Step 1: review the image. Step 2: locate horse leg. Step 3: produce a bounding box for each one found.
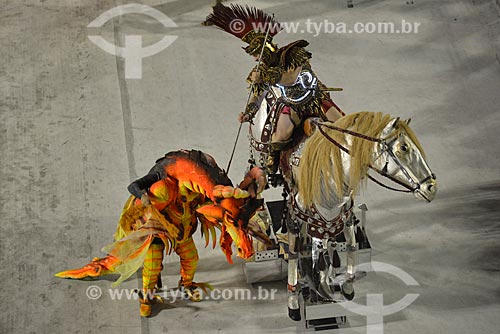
[341,216,356,300]
[55,254,120,279]
[140,239,165,317]
[316,238,339,301]
[287,229,301,321]
[175,237,201,301]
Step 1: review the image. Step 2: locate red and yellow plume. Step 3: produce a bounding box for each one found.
[203,2,282,49]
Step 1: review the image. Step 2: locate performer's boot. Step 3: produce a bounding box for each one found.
[55,255,120,279]
[140,241,165,317]
[266,151,280,174]
[266,139,292,187]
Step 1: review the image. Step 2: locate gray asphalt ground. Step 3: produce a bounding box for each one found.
[1,0,500,333]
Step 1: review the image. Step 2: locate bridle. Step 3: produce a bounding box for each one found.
[314,120,435,194]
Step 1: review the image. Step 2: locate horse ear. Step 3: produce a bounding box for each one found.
[406,118,411,125]
[196,204,224,221]
[392,117,400,128]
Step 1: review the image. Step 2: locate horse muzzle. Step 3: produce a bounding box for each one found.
[414,177,437,203]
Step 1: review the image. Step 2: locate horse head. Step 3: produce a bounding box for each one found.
[196,185,263,263]
[297,112,437,207]
[372,117,437,202]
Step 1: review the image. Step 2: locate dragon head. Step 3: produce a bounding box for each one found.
[196,185,263,263]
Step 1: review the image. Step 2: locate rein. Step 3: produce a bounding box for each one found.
[314,121,415,193]
[317,121,382,144]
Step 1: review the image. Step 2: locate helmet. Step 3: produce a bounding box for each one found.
[204,2,281,59]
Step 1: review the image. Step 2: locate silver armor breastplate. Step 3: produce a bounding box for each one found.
[275,68,318,105]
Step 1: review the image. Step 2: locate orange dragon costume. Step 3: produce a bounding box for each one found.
[56,150,265,317]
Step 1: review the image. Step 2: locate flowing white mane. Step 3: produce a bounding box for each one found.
[297,111,425,207]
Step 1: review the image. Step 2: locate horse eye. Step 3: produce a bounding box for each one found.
[400,144,408,152]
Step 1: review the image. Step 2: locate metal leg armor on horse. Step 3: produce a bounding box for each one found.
[244,147,364,327]
[244,199,373,329]
[286,223,301,321]
[299,204,373,330]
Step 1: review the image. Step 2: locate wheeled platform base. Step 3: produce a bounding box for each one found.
[304,301,348,331]
[301,297,370,331]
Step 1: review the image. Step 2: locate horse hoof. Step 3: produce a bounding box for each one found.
[341,285,355,301]
[343,290,355,301]
[288,307,301,321]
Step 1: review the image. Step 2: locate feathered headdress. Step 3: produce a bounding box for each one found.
[203,2,282,55]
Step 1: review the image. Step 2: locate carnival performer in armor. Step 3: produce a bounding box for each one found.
[204,2,345,173]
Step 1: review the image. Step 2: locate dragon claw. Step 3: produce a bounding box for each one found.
[178,280,213,302]
[185,287,202,302]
